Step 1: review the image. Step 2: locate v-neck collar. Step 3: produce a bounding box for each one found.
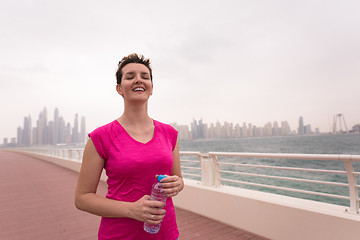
[115,119,156,145]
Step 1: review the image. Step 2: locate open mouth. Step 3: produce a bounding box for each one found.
[133,87,145,92]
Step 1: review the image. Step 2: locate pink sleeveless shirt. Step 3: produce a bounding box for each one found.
[89,119,179,240]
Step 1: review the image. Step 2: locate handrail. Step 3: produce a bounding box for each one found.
[217,162,347,174]
[179,151,202,180]
[206,152,360,215]
[11,147,360,214]
[208,152,360,161]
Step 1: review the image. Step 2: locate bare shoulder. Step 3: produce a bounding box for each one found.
[84,138,100,156]
[80,139,105,178]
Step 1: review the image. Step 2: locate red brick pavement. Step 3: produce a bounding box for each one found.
[0,150,268,240]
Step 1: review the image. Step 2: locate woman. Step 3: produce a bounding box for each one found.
[75,53,184,240]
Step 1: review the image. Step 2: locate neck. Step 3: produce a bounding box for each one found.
[119,101,151,126]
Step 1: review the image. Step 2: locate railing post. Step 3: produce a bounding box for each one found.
[211,154,221,187]
[200,154,221,186]
[343,155,359,214]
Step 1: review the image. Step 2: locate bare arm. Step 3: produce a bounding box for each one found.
[160,140,184,197]
[75,139,165,223]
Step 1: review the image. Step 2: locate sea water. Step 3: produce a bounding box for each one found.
[179,133,360,206]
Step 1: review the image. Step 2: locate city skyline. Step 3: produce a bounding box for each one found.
[3,107,358,145]
[2,106,355,142]
[6,107,87,147]
[173,117,317,141]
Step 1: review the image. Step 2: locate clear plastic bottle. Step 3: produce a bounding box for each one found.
[144,175,167,234]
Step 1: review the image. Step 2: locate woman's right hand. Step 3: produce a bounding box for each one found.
[130,195,166,224]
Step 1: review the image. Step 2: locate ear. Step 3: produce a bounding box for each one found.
[116,84,123,96]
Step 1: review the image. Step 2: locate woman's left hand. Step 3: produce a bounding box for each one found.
[157,175,184,198]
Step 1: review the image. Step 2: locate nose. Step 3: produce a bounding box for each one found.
[134,74,143,84]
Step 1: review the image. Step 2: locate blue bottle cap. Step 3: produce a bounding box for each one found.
[157,175,167,182]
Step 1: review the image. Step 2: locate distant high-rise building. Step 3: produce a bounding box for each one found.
[65,123,72,144]
[42,108,48,144]
[80,116,86,143]
[58,116,66,143]
[207,123,215,139]
[298,117,304,135]
[264,122,272,136]
[17,127,23,145]
[248,123,253,137]
[281,121,291,135]
[191,119,205,139]
[35,108,48,145]
[23,115,32,145]
[32,127,37,145]
[17,115,32,146]
[215,121,221,138]
[198,119,204,139]
[241,123,248,137]
[223,122,233,138]
[48,121,55,145]
[54,108,59,144]
[234,124,241,138]
[36,118,42,144]
[37,117,43,144]
[72,114,79,144]
[272,121,280,136]
[253,126,261,137]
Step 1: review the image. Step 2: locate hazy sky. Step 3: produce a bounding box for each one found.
[1,0,359,141]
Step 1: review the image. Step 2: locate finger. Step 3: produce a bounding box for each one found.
[164,192,176,198]
[159,182,174,188]
[158,175,175,183]
[146,199,166,208]
[159,180,180,190]
[147,204,166,215]
[158,175,177,184]
[161,185,178,193]
[161,188,179,198]
[146,212,165,224]
[151,207,166,215]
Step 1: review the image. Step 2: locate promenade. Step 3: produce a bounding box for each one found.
[0,150,268,240]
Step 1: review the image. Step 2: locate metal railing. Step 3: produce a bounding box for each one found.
[16,147,84,161]
[13,147,360,214]
[180,151,360,215]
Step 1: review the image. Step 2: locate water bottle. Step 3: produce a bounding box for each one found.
[144,175,167,234]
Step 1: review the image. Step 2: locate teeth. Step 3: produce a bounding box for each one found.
[133,87,145,92]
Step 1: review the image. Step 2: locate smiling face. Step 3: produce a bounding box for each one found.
[116,63,153,102]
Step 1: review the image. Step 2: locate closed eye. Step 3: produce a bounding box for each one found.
[124,72,150,80]
[141,73,150,80]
